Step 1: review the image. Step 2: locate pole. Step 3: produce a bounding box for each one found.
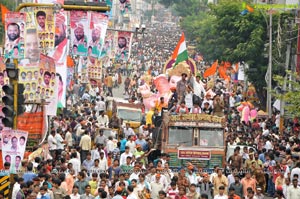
[267,11,273,118]
[296,10,300,76]
[13,59,18,129]
[280,20,292,132]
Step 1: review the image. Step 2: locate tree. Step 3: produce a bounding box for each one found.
[273,71,300,118]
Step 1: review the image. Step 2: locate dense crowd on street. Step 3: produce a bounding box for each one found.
[6,19,300,199]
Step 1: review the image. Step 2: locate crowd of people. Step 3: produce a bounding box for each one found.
[6,14,300,199]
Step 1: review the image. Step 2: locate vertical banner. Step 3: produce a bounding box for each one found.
[2,130,28,172]
[89,12,108,58]
[87,57,102,80]
[0,58,9,100]
[100,30,114,59]
[48,11,68,66]
[115,31,132,61]
[4,12,26,59]
[119,0,131,16]
[48,11,68,108]
[70,11,89,56]
[34,8,55,52]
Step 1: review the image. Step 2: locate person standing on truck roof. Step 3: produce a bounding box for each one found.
[97,111,109,127]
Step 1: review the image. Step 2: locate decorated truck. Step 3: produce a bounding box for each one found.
[161,113,226,169]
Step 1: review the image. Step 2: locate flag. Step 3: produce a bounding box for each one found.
[1,4,10,24]
[219,65,230,81]
[203,60,218,78]
[171,32,188,66]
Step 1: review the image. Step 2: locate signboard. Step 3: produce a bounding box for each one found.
[169,114,225,124]
[178,149,211,160]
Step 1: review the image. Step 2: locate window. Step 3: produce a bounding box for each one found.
[199,129,224,147]
[117,108,142,122]
[168,127,193,146]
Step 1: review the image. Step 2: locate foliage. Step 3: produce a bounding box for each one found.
[166,0,296,108]
[272,71,300,118]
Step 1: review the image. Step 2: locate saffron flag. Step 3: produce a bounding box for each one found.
[1,4,9,25]
[203,60,218,78]
[219,65,230,81]
[171,32,189,66]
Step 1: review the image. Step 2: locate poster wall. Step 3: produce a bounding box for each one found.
[4,12,26,59]
[2,130,28,172]
[87,57,102,80]
[18,54,56,102]
[89,12,108,58]
[70,11,89,56]
[115,31,132,61]
[34,8,55,52]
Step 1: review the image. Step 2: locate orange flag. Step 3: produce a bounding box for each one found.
[224,61,231,68]
[219,65,231,81]
[1,4,10,25]
[203,60,218,78]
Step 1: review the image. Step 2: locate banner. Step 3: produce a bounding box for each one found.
[2,130,28,172]
[0,58,9,100]
[89,12,108,58]
[119,0,131,16]
[48,11,68,66]
[87,57,102,80]
[70,11,89,56]
[100,30,115,59]
[19,54,55,102]
[4,12,26,59]
[34,0,64,4]
[115,31,132,61]
[34,8,55,52]
[56,66,67,108]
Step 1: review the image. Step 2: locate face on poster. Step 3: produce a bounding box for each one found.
[22,28,41,64]
[119,0,131,15]
[4,12,26,59]
[0,58,10,101]
[70,11,89,56]
[56,66,67,108]
[2,130,28,171]
[115,31,132,61]
[34,8,55,51]
[89,12,108,58]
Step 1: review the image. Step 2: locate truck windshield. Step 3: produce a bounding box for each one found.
[118,108,142,122]
[199,129,224,147]
[168,127,193,146]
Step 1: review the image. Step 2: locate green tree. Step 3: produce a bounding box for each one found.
[273,72,300,118]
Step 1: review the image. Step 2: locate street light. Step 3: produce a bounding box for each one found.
[135,24,146,38]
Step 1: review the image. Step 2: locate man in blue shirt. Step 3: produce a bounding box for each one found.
[22,163,37,183]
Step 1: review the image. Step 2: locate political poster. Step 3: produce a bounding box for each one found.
[18,54,56,102]
[70,11,89,56]
[56,67,67,108]
[119,0,131,16]
[100,30,115,59]
[0,58,10,102]
[22,27,41,65]
[48,11,68,66]
[2,130,28,172]
[87,57,102,80]
[115,31,132,61]
[89,12,108,58]
[34,8,55,52]
[4,12,26,59]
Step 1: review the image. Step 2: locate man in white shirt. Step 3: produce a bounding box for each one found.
[55,129,65,155]
[127,185,138,199]
[47,130,57,159]
[69,152,81,175]
[126,135,136,154]
[120,146,133,165]
[106,136,115,153]
[12,176,22,199]
[192,75,206,98]
[65,130,73,147]
[123,123,135,139]
[287,178,300,199]
[291,162,300,186]
[98,152,108,171]
[213,186,228,199]
[150,174,165,199]
[97,111,109,127]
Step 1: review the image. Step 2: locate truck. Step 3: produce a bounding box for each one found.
[106,97,143,133]
[161,112,226,169]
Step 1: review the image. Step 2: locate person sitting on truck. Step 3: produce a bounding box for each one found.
[124,123,135,139]
[97,111,109,127]
[109,112,121,129]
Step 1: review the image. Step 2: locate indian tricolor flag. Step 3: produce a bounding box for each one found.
[171,32,188,66]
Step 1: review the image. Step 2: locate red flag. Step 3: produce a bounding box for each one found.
[1,4,10,25]
[203,60,218,78]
